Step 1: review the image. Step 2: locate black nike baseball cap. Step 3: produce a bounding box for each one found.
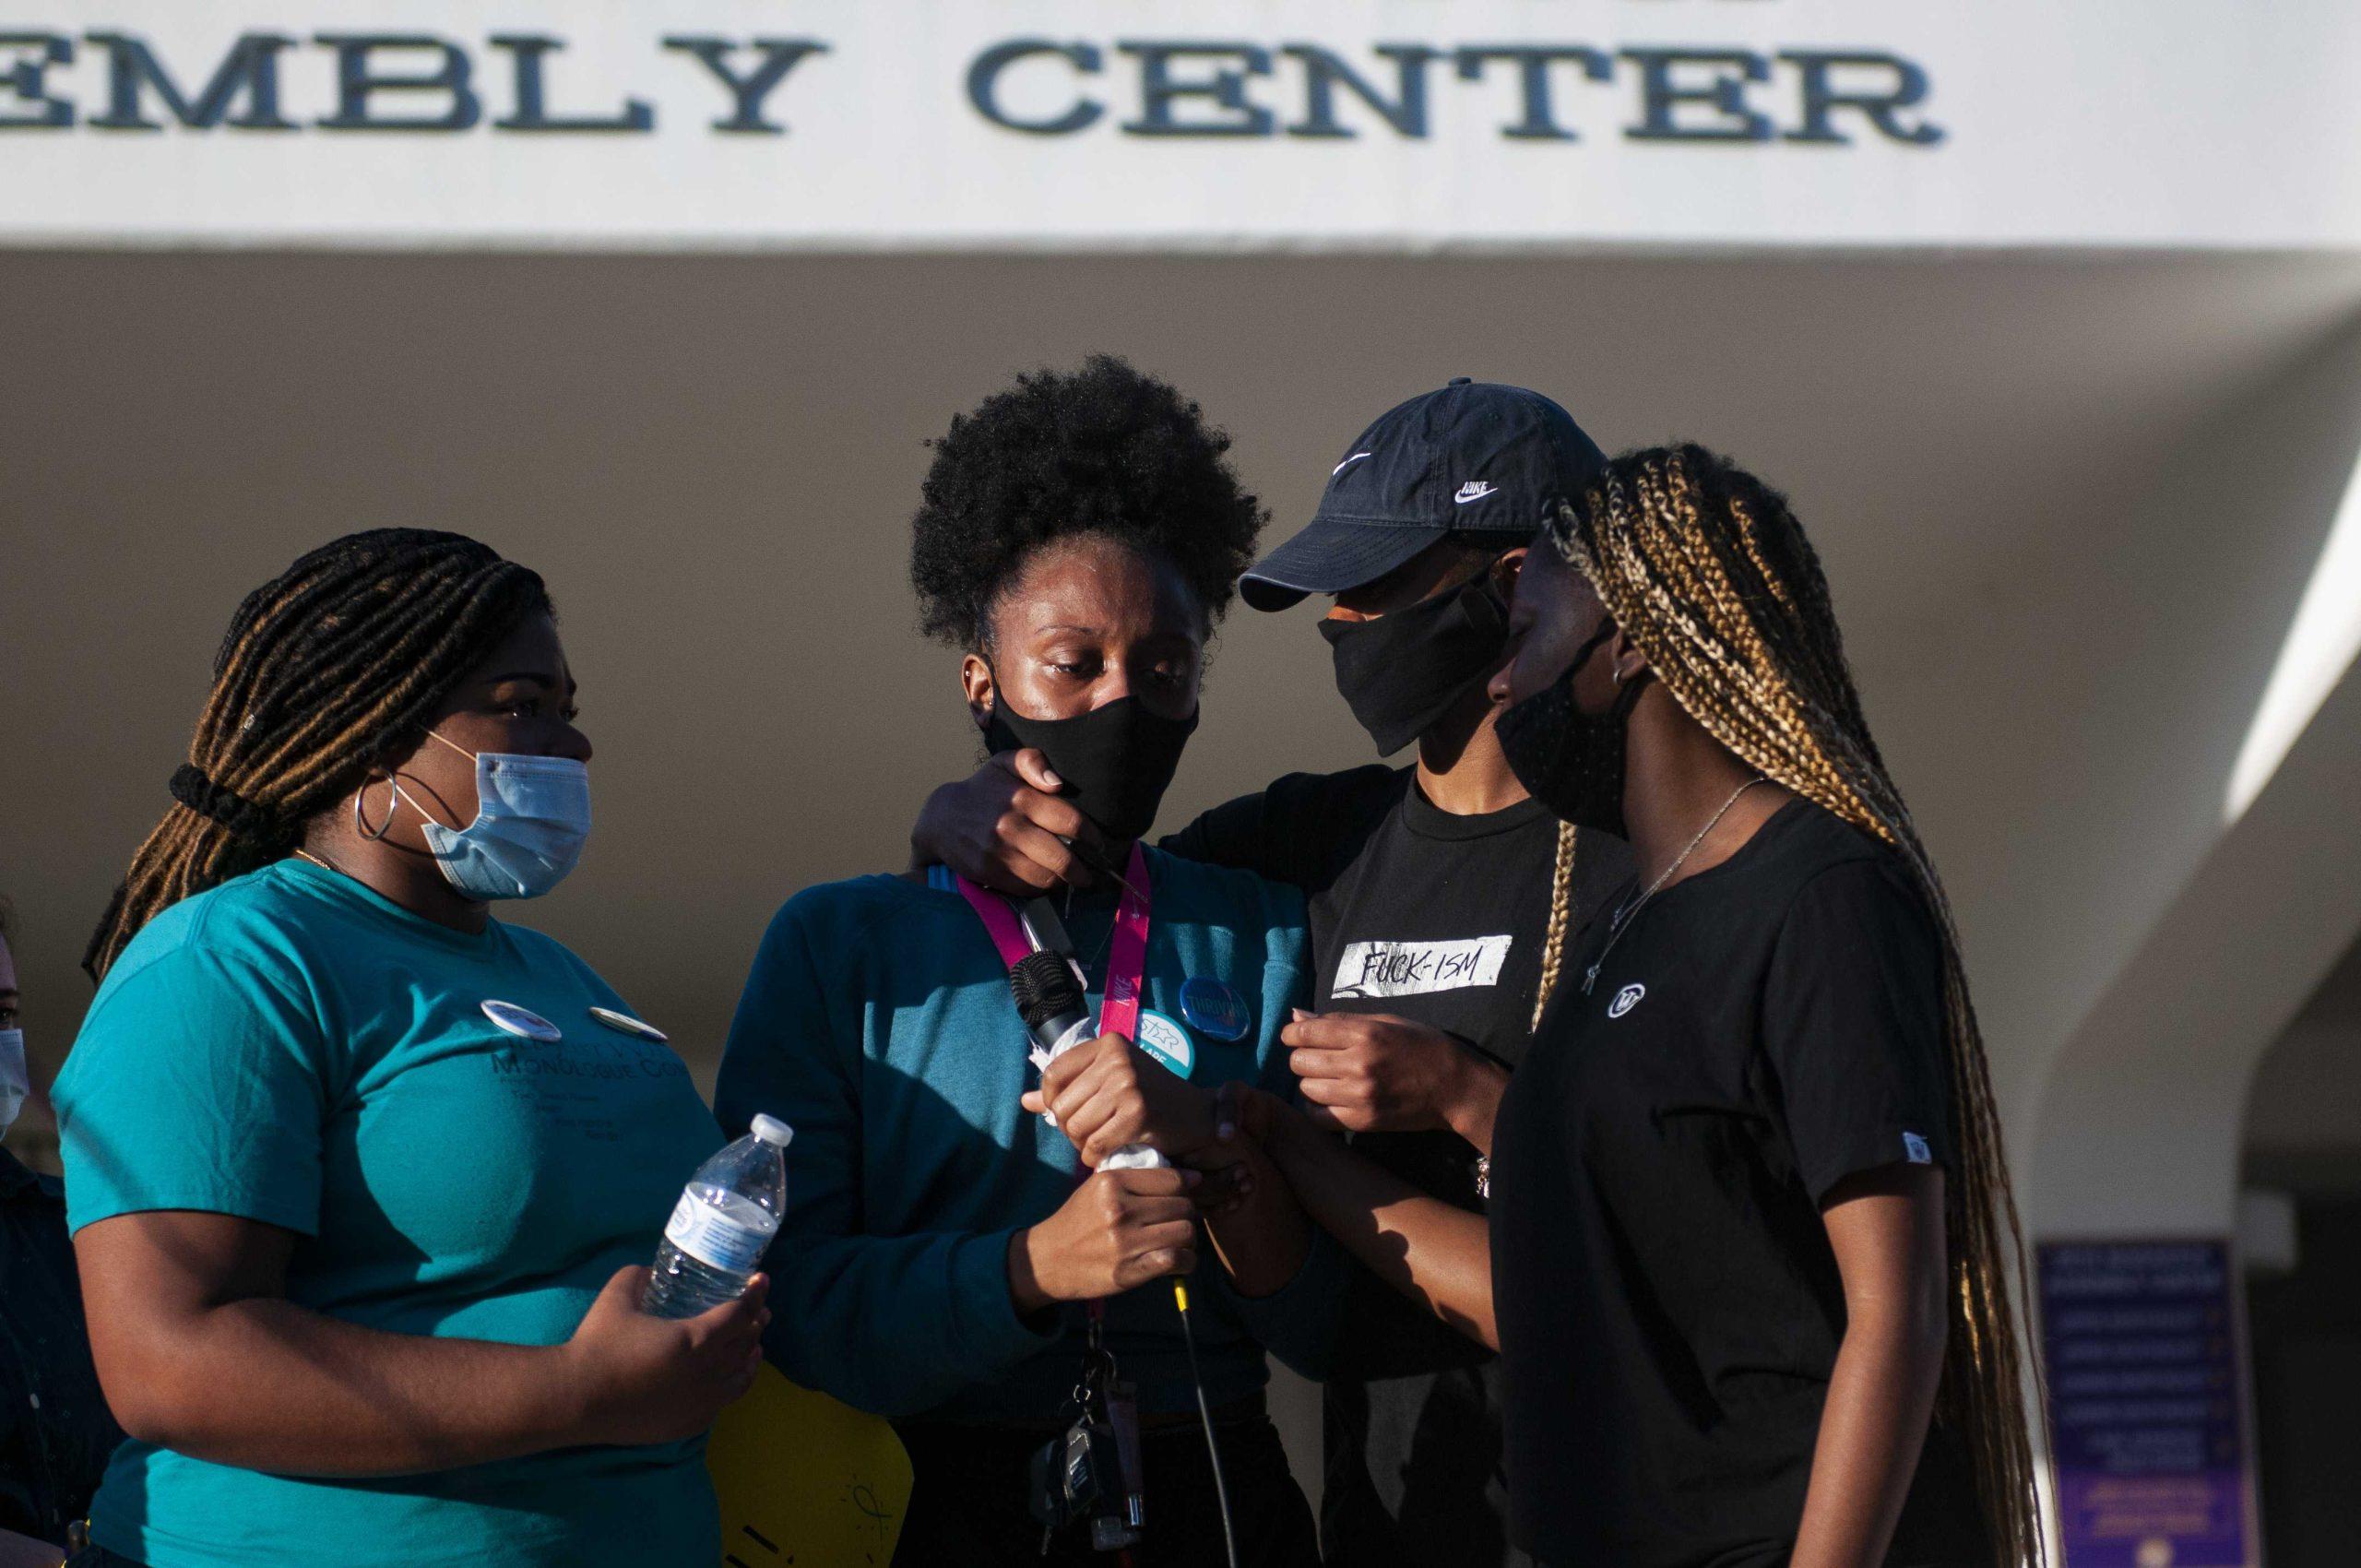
[1240,378,1608,612]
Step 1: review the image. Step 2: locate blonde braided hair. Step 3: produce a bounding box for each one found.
[1530,821,1579,1032]
[1538,445,2043,1566]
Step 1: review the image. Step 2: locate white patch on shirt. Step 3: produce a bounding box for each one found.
[1135,1010,1196,1079]
[481,1000,561,1042]
[587,1005,668,1043]
[1608,983,1645,1018]
[1331,935,1512,1000]
[1903,1131,1933,1165]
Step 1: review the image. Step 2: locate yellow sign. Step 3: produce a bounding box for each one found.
[707,1364,912,1567]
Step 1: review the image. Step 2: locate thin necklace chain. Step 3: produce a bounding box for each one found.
[1059,880,1117,974]
[1582,777,1767,996]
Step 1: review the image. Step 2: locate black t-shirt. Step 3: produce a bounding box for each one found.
[1489,800,1989,1568]
[1166,766,1629,1567]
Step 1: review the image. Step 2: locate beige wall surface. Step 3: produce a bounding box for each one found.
[5,249,2361,1239]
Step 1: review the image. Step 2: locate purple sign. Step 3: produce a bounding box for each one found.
[2040,1240,2255,1568]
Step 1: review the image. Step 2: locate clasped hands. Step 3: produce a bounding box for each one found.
[1008,1034,1236,1311]
[1007,1013,1503,1308]
[1021,1007,1502,1173]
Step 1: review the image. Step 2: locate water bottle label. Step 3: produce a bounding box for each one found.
[663,1194,771,1272]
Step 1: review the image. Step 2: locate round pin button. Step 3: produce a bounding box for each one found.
[481,1000,561,1042]
[588,1006,669,1044]
[1180,976,1252,1041]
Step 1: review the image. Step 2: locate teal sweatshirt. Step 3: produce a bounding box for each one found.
[714,847,1340,1424]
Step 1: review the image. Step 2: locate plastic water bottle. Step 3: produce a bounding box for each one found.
[645,1115,793,1319]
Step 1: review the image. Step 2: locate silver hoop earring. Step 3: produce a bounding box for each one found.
[353,776,397,841]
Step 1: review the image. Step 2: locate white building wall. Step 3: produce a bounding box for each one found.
[5,0,2360,253]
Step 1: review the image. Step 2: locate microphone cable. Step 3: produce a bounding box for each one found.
[1009,942,1239,1563]
[1172,1279,1240,1568]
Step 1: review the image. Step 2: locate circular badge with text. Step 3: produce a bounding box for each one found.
[1179,976,1252,1041]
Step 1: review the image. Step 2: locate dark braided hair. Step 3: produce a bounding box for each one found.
[909,354,1265,651]
[1533,445,2043,1567]
[85,529,550,981]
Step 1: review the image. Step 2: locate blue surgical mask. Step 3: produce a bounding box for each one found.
[0,1029,27,1139]
[409,730,592,901]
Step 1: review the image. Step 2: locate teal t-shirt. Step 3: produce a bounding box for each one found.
[53,859,727,1568]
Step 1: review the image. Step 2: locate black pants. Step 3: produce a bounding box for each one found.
[894,1413,1318,1568]
[65,1549,145,1568]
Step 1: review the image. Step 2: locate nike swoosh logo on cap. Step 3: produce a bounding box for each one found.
[1454,481,1498,504]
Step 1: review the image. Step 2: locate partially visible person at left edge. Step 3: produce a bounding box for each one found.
[0,899,123,1568]
[52,529,768,1568]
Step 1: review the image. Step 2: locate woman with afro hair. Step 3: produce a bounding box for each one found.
[717,357,1338,1565]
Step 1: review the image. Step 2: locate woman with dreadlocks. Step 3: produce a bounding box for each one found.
[53,529,765,1568]
[1220,444,2040,1567]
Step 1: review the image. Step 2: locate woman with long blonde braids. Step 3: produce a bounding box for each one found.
[1224,443,2039,1567]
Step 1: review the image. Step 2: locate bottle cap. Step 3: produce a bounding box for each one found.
[750,1114,795,1148]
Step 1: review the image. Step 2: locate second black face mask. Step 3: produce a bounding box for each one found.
[982,693,1201,845]
[1318,577,1510,757]
[1495,622,1643,837]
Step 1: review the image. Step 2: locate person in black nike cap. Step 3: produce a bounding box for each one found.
[1240,377,1599,613]
[913,377,1632,1568]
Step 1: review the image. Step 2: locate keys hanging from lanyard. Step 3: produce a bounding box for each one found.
[1031,1316,1146,1555]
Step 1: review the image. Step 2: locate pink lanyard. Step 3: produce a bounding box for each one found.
[956,844,1154,1334]
[954,842,1152,1042]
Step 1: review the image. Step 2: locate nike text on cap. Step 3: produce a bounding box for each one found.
[1240,378,1609,612]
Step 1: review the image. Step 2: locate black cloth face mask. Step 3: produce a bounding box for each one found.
[1318,576,1510,757]
[982,689,1201,844]
[1495,621,1644,837]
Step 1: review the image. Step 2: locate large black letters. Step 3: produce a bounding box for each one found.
[12,29,1944,151]
[967,39,1103,135]
[1781,51,1942,146]
[0,32,72,128]
[491,35,652,132]
[1283,43,1436,139]
[83,31,294,130]
[1453,45,1613,142]
[1118,42,1274,137]
[661,37,827,135]
[1622,48,1774,143]
[315,33,481,131]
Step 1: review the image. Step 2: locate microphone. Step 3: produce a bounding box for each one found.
[1011,951,1168,1170]
[1010,950,1096,1061]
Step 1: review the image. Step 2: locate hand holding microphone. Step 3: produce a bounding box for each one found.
[1002,951,1209,1307]
[1012,952,1216,1170]
[1007,1168,1204,1311]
